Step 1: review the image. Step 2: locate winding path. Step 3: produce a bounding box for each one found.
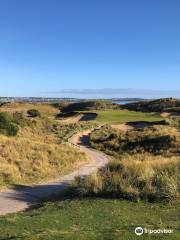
[0,131,109,215]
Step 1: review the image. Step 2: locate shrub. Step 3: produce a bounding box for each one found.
[73,155,180,203]
[166,117,180,128]
[0,112,19,136]
[6,123,19,136]
[27,109,41,118]
[12,111,27,126]
[152,169,179,202]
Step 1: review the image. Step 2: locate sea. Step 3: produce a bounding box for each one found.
[112,100,137,105]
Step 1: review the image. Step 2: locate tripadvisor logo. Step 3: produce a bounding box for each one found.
[135,227,144,236]
[135,227,174,236]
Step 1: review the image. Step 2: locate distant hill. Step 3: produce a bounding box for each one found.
[60,100,119,113]
[121,98,180,113]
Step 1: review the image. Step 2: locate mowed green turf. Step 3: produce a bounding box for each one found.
[92,110,163,124]
[0,199,179,240]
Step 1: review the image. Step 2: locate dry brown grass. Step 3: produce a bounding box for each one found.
[73,153,180,202]
[120,154,180,181]
[0,135,89,187]
[18,118,59,144]
[0,102,58,117]
[0,136,87,185]
[74,124,180,202]
[0,103,91,188]
[90,124,180,157]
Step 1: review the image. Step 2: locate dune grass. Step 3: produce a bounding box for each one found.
[52,122,98,143]
[74,154,180,202]
[74,124,180,202]
[121,97,180,113]
[0,102,58,117]
[0,106,90,188]
[0,198,179,240]
[0,135,88,187]
[90,124,180,157]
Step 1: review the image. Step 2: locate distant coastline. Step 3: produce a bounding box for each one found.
[0,97,146,103]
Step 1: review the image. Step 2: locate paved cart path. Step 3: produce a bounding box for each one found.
[0,131,109,215]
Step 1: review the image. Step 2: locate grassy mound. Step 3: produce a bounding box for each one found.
[0,136,88,187]
[73,123,180,203]
[0,102,58,117]
[122,98,180,113]
[74,154,179,202]
[60,100,118,113]
[0,106,90,188]
[89,124,180,156]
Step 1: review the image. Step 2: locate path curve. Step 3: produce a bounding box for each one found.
[0,131,109,216]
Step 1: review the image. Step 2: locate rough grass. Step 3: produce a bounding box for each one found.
[74,124,180,203]
[121,98,180,113]
[90,110,162,124]
[0,135,88,187]
[0,198,179,240]
[52,122,98,143]
[166,117,180,128]
[90,124,180,157]
[0,112,19,136]
[0,105,90,188]
[73,154,180,202]
[0,102,58,117]
[60,100,118,113]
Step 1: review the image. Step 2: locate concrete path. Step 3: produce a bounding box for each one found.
[0,131,109,215]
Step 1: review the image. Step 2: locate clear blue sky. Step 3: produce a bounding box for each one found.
[0,0,180,98]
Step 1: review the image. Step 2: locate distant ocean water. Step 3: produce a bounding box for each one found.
[113,100,136,105]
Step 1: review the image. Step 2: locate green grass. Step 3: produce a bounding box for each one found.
[0,198,179,240]
[85,110,162,124]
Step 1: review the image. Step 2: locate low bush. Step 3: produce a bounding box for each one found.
[0,112,19,136]
[73,154,180,202]
[166,117,180,128]
[76,123,180,203]
[27,109,41,117]
[12,111,29,127]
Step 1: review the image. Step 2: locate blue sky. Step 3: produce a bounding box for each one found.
[0,0,180,98]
